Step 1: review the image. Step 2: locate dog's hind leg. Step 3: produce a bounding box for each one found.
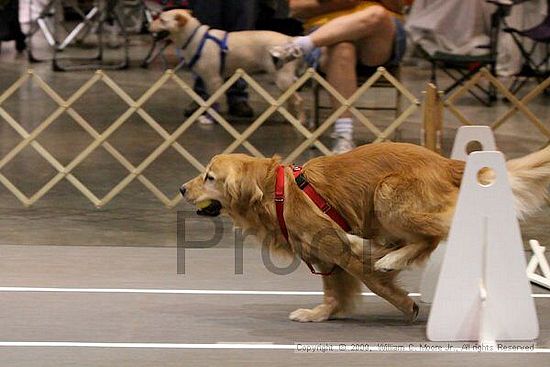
[289,266,362,322]
[332,255,419,322]
[374,239,439,272]
[374,173,452,238]
[372,173,452,272]
[341,234,419,322]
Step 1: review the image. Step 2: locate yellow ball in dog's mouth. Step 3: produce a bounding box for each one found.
[196,200,213,209]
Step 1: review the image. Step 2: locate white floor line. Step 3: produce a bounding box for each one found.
[0,342,292,350]
[0,342,548,353]
[0,286,548,298]
[0,287,410,296]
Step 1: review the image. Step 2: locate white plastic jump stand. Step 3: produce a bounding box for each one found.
[449,126,497,161]
[420,126,497,303]
[427,151,539,343]
[527,240,550,290]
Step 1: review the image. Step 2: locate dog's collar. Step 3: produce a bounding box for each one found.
[181,24,205,51]
[275,165,351,276]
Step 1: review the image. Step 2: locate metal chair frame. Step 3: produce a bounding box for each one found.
[25,0,132,71]
[420,0,513,105]
[502,0,550,94]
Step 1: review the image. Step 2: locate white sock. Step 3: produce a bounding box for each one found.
[334,118,353,140]
[293,36,315,54]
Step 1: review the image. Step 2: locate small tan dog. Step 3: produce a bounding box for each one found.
[181,143,550,322]
[149,9,304,122]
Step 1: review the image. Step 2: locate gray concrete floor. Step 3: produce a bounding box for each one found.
[0,37,550,365]
[0,245,549,366]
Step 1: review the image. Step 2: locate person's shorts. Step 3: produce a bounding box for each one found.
[305,17,407,72]
[386,18,407,67]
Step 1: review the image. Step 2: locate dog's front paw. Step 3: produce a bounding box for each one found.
[289,308,330,322]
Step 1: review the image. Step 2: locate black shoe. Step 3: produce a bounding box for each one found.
[229,100,254,118]
[184,101,200,117]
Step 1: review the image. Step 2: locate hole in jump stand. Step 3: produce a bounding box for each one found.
[466,140,483,155]
[477,167,496,187]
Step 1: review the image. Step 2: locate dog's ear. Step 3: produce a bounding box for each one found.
[242,179,264,204]
[224,173,239,203]
[174,12,188,28]
[224,166,264,205]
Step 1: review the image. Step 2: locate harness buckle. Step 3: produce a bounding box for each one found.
[322,203,332,213]
[296,175,309,190]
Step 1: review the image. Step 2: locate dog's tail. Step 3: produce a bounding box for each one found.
[505,145,550,218]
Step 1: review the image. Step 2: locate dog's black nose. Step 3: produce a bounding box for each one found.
[179,186,187,197]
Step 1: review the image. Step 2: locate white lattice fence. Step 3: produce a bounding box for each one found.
[0,67,418,208]
[444,68,550,144]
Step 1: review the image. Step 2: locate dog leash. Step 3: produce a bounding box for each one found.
[275,165,351,276]
[180,24,203,51]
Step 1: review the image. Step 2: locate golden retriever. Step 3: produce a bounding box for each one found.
[181,142,550,323]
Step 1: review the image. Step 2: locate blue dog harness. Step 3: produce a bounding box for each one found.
[182,25,229,74]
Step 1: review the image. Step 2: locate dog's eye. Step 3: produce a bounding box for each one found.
[205,174,215,181]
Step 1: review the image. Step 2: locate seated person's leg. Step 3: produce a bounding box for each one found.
[185,1,222,122]
[227,79,253,118]
[223,0,259,31]
[312,6,396,66]
[222,0,257,117]
[190,0,224,29]
[184,77,223,125]
[271,5,402,153]
[186,0,255,119]
[185,77,210,117]
[323,42,358,154]
[271,5,396,66]
[324,12,400,154]
[12,0,26,51]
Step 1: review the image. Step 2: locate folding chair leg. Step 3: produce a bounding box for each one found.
[393,86,403,141]
[395,84,402,119]
[53,3,130,71]
[442,67,494,106]
[509,76,527,95]
[489,84,497,102]
[313,80,321,130]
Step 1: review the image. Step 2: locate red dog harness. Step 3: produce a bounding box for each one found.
[275,165,351,275]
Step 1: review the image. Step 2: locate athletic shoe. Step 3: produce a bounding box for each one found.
[269,42,304,68]
[197,114,214,126]
[186,100,253,119]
